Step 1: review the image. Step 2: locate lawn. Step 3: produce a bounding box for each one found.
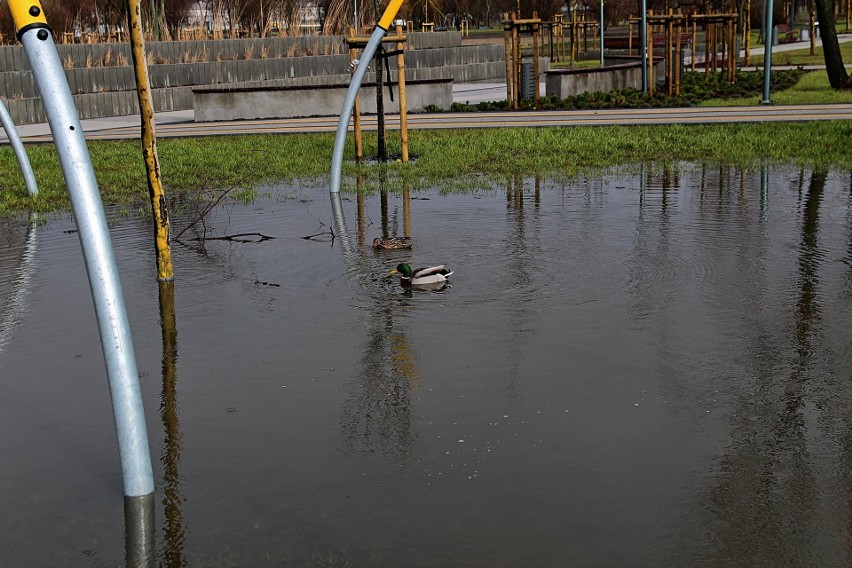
[3,121,852,215]
[702,69,852,105]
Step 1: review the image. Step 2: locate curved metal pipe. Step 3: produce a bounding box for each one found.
[330,0,404,193]
[11,1,154,498]
[0,97,38,197]
[330,25,387,194]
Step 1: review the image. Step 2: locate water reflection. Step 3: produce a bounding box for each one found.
[333,188,419,458]
[503,176,539,398]
[701,170,836,566]
[0,213,38,353]
[157,280,187,567]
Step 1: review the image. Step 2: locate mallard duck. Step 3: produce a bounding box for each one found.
[372,236,412,250]
[389,263,453,286]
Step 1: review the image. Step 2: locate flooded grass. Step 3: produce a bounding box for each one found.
[3,167,852,566]
[2,122,852,215]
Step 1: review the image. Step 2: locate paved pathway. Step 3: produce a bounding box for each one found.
[2,34,851,144]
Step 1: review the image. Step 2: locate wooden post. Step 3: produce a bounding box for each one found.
[572,9,578,61]
[127,0,173,281]
[629,19,633,55]
[504,13,513,105]
[675,12,682,95]
[512,12,520,109]
[348,28,362,162]
[691,19,697,71]
[704,22,711,78]
[666,10,673,96]
[743,1,751,67]
[395,24,409,162]
[647,18,654,95]
[533,12,541,110]
[549,20,554,61]
[728,17,736,82]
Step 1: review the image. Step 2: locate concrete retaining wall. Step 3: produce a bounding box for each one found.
[545,59,666,98]
[0,31,501,125]
[194,78,453,121]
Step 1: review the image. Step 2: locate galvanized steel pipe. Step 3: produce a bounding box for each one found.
[331,0,404,193]
[0,97,38,197]
[8,0,154,498]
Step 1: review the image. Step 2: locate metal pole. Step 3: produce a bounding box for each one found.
[761,0,774,103]
[0,97,38,197]
[641,0,648,92]
[124,493,155,568]
[7,0,154,498]
[331,0,405,193]
[600,0,604,66]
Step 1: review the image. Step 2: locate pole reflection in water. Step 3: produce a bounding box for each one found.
[702,169,834,565]
[403,179,411,238]
[332,187,420,457]
[760,164,769,222]
[380,188,389,239]
[503,175,538,398]
[0,213,38,353]
[356,172,366,248]
[158,280,187,567]
[124,493,155,568]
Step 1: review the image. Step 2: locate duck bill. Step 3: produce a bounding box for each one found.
[389,269,399,275]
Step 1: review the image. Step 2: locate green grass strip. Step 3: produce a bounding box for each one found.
[2,121,852,215]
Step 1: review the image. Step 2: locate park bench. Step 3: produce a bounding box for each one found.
[776,24,800,44]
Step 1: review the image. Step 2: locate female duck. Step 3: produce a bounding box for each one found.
[372,237,412,250]
[389,263,453,286]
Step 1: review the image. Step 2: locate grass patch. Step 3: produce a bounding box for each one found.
[703,69,852,106]
[768,40,852,66]
[3,121,852,215]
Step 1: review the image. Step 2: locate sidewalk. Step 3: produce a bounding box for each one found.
[2,82,514,143]
[2,33,851,144]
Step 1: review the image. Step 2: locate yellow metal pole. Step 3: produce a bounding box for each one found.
[378,0,405,29]
[395,24,409,162]
[127,0,173,281]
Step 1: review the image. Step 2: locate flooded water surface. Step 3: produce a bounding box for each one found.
[2,165,852,567]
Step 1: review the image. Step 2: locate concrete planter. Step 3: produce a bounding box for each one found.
[193,78,453,121]
[545,59,666,99]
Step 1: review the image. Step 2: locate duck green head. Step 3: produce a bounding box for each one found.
[390,263,413,278]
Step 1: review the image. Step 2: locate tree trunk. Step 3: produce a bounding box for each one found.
[814,0,850,88]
